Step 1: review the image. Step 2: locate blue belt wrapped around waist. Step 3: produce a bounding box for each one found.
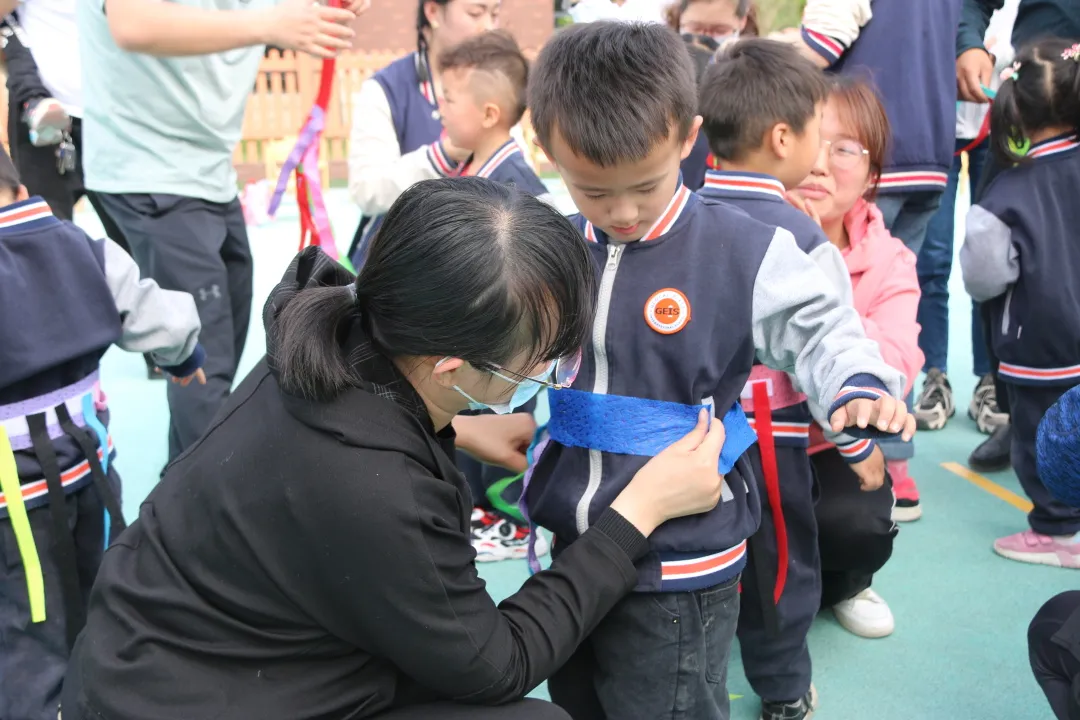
[521,389,759,574]
[547,389,758,474]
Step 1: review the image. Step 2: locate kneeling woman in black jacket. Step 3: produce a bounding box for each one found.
[62,178,729,720]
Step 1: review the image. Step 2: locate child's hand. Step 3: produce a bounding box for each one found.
[849,445,886,492]
[829,394,916,442]
[169,368,207,387]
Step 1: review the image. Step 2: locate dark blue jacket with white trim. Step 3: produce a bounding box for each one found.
[525,184,905,593]
[0,198,203,515]
[961,134,1080,387]
[800,0,963,194]
[698,170,877,463]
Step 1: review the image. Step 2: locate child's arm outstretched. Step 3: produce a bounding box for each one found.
[751,228,913,443]
[100,236,205,383]
[960,204,1019,303]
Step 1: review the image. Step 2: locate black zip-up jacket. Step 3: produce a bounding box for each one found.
[958,0,1080,57]
[62,248,649,720]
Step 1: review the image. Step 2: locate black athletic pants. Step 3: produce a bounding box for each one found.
[1030,591,1080,720]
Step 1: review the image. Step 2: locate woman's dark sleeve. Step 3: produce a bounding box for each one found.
[298,451,649,704]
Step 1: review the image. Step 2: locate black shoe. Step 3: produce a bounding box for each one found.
[761,685,817,720]
[969,423,1012,473]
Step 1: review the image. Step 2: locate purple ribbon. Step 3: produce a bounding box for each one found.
[301,142,338,259]
[267,106,325,218]
[519,432,551,575]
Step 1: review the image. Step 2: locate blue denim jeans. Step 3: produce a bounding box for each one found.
[916,138,991,376]
[874,190,942,257]
[549,575,742,720]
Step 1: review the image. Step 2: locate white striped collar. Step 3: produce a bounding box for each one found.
[583,183,692,243]
[469,140,522,179]
[702,171,786,201]
[0,198,54,230]
[1028,134,1080,159]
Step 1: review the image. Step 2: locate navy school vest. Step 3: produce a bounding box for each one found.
[348,52,444,258]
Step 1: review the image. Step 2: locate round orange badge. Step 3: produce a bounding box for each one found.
[644,288,691,335]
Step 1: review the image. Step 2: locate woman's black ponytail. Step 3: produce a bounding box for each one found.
[275,281,359,402]
[416,0,451,60]
[991,38,1080,166]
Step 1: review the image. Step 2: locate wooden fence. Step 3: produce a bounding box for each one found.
[237,49,548,187]
[0,49,548,183]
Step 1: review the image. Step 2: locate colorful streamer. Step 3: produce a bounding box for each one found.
[268,6,342,259]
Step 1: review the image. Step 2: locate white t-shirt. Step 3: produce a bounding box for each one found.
[17,0,82,116]
[569,0,669,24]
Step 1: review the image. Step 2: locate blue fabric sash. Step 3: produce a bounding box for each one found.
[546,389,757,474]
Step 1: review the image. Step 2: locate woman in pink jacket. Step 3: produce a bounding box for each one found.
[794,76,924,640]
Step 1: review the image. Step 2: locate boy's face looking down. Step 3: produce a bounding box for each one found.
[542,119,702,242]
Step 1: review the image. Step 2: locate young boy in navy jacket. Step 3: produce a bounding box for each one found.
[523,21,914,720]
[438,30,551,202]
[696,38,884,720]
[961,37,1080,569]
[0,146,205,719]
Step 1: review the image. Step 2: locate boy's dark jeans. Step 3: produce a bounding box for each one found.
[549,574,741,720]
[0,479,117,720]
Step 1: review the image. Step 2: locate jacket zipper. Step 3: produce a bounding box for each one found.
[575,244,624,535]
[1001,285,1015,336]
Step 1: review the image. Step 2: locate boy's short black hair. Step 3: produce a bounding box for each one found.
[438,30,530,127]
[699,38,829,162]
[528,21,697,167]
[0,145,20,192]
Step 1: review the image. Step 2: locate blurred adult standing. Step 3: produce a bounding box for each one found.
[78,0,367,464]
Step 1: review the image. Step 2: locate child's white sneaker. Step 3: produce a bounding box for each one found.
[833,588,895,638]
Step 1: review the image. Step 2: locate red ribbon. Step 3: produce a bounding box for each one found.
[294,0,341,253]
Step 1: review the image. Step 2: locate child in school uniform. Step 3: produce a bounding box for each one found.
[695,38,883,720]
[961,37,1080,568]
[795,76,923,640]
[0,147,205,720]
[522,21,914,720]
[437,30,552,201]
[434,28,553,562]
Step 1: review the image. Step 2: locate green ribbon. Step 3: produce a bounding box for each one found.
[0,428,46,623]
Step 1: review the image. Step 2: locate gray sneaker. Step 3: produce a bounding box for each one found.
[914,368,955,430]
[968,374,1009,434]
[761,685,817,720]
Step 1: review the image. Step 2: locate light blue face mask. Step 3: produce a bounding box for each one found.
[440,359,555,415]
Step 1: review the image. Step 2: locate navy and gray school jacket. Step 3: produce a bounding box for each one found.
[524,184,904,593]
[961,135,1080,387]
[801,0,963,194]
[0,198,203,512]
[460,138,552,202]
[350,51,458,264]
[698,170,876,463]
[0,198,202,645]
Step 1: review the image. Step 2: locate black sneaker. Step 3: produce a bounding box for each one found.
[914,368,955,430]
[969,423,1012,473]
[761,685,817,720]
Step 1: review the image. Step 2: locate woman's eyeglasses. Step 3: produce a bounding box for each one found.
[484,349,583,391]
[823,139,869,170]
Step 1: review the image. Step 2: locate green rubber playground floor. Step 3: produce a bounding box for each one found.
[79,182,1068,720]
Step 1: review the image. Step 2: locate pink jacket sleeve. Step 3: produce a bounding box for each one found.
[858,245,924,396]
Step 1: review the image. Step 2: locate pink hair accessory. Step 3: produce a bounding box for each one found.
[1063,43,1080,61]
[1000,61,1021,82]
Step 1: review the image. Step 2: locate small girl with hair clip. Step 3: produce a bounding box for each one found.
[960,36,1080,569]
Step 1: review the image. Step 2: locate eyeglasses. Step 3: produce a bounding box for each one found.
[484,349,583,391]
[823,139,870,170]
